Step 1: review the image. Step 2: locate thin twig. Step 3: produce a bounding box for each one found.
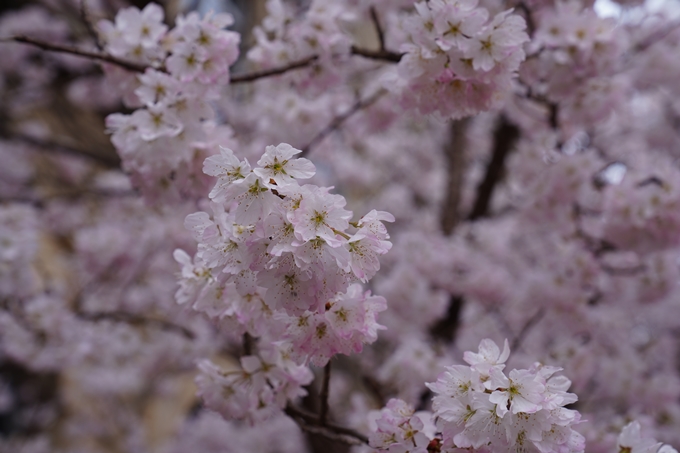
[292,420,365,446]
[0,189,135,209]
[511,307,545,351]
[600,264,646,276]
[0,196,45,208]
[7,132,121,168]
[79,0,103,50]
[350,45,403,62]
[231,46,401,86]
[369,6,386,52]
[301,89,386,155]
[76,311,196,340]
[229,44,402,84]
[488,306,515,342]
[5,35,148,73]
[8,34,401,84]
[230,55,319,83]
[517,80,561,133]
[319,362,331,425]
[632,20,680,53]
[285,405,369,445]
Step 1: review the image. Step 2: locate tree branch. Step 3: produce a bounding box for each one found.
[600,264,646,276]
[517,81,561,133]
[362,374,387,406]
[6,132,121,168]
[510,307,545,351]
[632,20,680,53]
[285,405,369,445]
[467,115,520,220]
[79,0,104,50]
[5,35,148,73]
[369,7,386,52]
[432,120,470,343]
[76,311,195,340]
[292,421,365,446]
[230,43,403,85]
[429,295,465,342]
[242,332,254,356]
[301,89,386,155]
[432,116,520,343]
[319,362,331,425]
[441,119,469,235]
[516,2,536,38]
[230,55,319,84]
[350,45,403,62]
[0,189,136,209]
[7,35,401,86]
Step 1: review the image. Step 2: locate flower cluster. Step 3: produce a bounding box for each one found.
[427,339,585,453]
[392,0,528,119]
[101,5,240,201]
[196,344,313,424]
[177,143,393,367]
[602,175,680,255]
[247,0,355,91]
[368,398,435,453]
[618,421,678,453]
[98,4,167,65]
[522,1,626,129]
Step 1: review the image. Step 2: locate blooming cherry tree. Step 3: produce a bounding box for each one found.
[1,0,680,452]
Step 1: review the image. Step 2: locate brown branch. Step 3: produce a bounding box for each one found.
[548,102,560,131]
[432,120,470,343]
[8,34,402,89]
[319,362,331,425]
[517,81,561,133]
[0,195,45,208]
[430,295,464,342]
[285,405,369,445]
[467,115,520,220]
[80,0,104,50]
[7,132,121,168]
[5,35,148,73]
[573,204,617,256]
[301,89,386,155]
[0,189,136,209]
[600,264,646,276]
[441,119,469,235]
[76,311,196,340]
[369,7,386,52]
[362,374,387,406]
[242,332,254,355]
[230,55,319,83]
[229,44,402,85]
[487,306,515,341]
[292,420,364,446]
[637,176,664,188]
[516,2,536,38]
[632,20,680,53]
[510,307,545,351]
[432,117,520,343]
[350,45,403,62]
